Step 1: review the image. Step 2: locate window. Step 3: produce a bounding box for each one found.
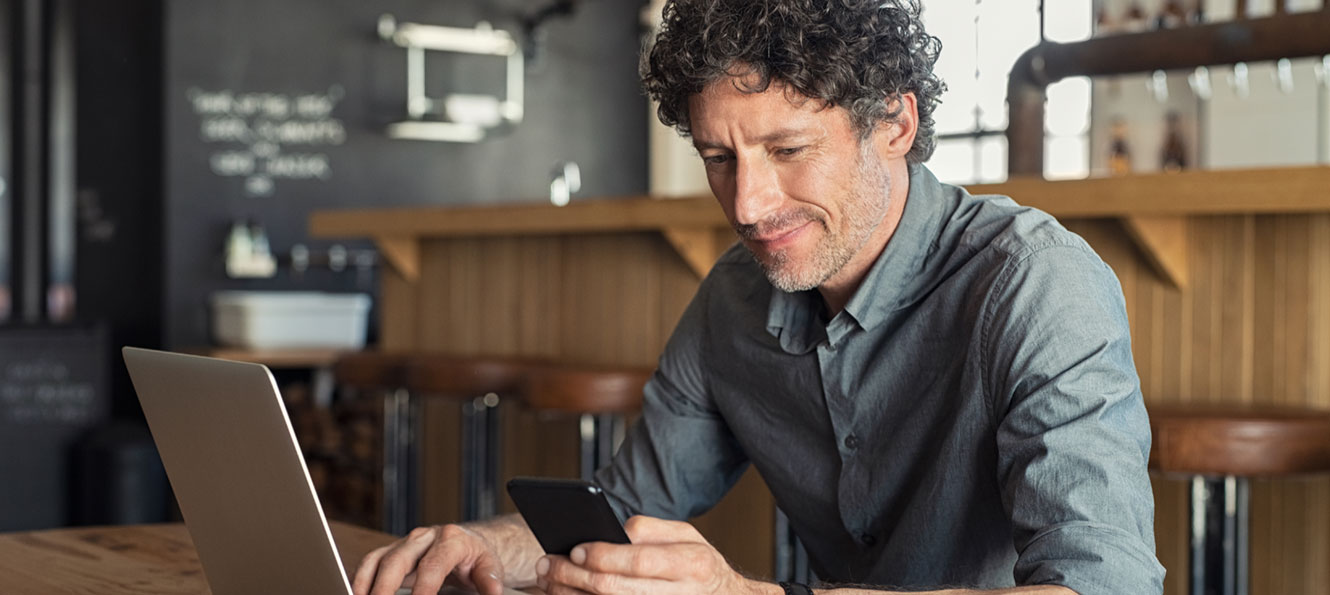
[922,1,1093,183]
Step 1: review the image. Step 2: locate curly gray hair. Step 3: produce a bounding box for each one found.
[642,0,946,163]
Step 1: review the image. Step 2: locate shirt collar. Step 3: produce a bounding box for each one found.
[766,163,950,353]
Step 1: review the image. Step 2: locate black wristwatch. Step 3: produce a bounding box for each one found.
[779,582,814,595]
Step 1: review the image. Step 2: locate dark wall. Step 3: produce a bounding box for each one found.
[162,0,651,348]
[75,0,163,417]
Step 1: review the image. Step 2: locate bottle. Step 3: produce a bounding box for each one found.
[1161,112,1188,172]
[1108,117,1132,176]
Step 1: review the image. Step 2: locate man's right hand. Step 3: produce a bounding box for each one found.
[352,523,507,595]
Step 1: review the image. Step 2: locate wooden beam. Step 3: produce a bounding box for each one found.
[661,226,719,279]
[311,196,724,238]
[1119,216,1188,290]
[968,166,1330,218]
[374,236,420,283]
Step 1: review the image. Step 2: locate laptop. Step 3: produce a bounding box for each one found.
[123,347,521,595]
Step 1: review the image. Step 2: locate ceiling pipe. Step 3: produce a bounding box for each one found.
[1006,9,1330,177]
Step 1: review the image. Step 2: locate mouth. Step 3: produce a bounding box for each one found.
[747,220,814,252]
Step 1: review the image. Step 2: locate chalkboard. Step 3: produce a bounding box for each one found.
[0,324,109,531]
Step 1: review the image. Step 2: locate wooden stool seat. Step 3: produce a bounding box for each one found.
[524,366,652,414]
[1147,405,1330,595]
[332,351,409,389]
[524,365,652,480]
[403,355,534,397]
[1149,406,1330,477]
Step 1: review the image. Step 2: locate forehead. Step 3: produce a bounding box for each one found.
[688,76,846,141]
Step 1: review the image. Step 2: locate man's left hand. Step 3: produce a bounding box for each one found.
[534,515,768,595]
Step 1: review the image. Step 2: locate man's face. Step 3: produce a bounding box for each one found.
[689,77,893,293]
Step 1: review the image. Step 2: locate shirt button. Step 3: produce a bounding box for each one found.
[859,532,876,546]
[844,434,861,450]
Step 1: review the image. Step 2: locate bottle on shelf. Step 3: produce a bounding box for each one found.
[1161,112,1188,172]
[1123,1,1149,32]
[1157,0,1188,28]
[1108,117,1133,176]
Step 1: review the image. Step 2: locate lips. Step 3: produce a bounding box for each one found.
[749,220,813,251]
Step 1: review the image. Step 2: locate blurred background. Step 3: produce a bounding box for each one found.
[1,1,1328,594]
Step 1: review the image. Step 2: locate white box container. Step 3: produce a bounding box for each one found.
[211,291,371,350]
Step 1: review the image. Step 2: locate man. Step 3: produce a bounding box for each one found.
[354,1,1165,594]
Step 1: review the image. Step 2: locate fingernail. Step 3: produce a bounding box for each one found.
[571,546,586,565]
[536,556,550,576]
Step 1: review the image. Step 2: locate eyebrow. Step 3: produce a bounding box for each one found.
[693,127,815,152]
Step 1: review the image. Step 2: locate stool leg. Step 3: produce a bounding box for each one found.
[1233,477,1250,595]
[1189,475,1249,595]
[579,414,596,481]
[479,392,502,520]
[382,388,413,536]
[460,398,481,522]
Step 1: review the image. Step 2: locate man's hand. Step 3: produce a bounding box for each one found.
[353,523,506,595]
[535,515,768,595]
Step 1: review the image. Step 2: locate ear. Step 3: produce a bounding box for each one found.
[872,92,919,161]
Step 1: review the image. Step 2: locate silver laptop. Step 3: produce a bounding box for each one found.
[123,347,517,595]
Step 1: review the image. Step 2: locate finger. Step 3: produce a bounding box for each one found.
[409,531,480,595]
[573,542,714,580]
[468,548,507,595]
[545,555,676,595]
[352,544,393,595]
[621,516,704,545]
[369,527,439,595]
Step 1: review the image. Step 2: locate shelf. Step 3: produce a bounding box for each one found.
[310,166,1330,289]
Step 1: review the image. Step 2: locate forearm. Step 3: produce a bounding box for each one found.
[462,513,544,587]
[748,582,1076,595]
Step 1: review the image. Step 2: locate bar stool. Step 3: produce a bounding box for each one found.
[523,365,651,480]
[332,352,410,534]
[1148,405,1330,595]
[403,355,535,523]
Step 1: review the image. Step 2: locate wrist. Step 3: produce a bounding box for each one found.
[745,578,789,595]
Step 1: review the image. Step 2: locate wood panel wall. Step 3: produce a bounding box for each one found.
[380,231,775,578]
[1065,215,1330,595]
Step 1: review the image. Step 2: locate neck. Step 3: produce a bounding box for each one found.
[817,160,911,315]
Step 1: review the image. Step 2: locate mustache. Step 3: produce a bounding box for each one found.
[735,208,822,241]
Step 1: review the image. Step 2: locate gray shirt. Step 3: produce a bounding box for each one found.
[597,164,1165,595]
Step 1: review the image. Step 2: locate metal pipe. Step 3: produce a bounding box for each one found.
[0,0,13,322]
[1007,10,1330,176]
[17,0,46,321]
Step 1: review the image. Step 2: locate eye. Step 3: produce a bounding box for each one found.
[775,146,806,157]
[702,153,732,166]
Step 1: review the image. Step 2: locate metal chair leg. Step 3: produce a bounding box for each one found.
[1190,475,1250,595]
[382,388,414,536]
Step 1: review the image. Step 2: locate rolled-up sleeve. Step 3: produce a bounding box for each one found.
[984,243,1166,595]
[595,276,749,522]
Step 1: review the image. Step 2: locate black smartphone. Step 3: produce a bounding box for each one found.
[506,477,631,556]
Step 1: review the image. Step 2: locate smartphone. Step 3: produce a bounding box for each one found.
[506,477,631,556]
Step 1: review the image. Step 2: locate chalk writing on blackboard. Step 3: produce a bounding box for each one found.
[0,360,99,425]
[187,86,347,197]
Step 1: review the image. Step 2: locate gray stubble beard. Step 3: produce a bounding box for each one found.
[751,150,893,293]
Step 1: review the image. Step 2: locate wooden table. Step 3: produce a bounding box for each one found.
[0,521,392,594]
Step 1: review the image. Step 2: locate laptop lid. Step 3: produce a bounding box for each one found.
[123,347,353,595]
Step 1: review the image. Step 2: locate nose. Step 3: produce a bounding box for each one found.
[731,157,783,226]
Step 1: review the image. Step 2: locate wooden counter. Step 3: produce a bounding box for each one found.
[312,164,1330,592]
